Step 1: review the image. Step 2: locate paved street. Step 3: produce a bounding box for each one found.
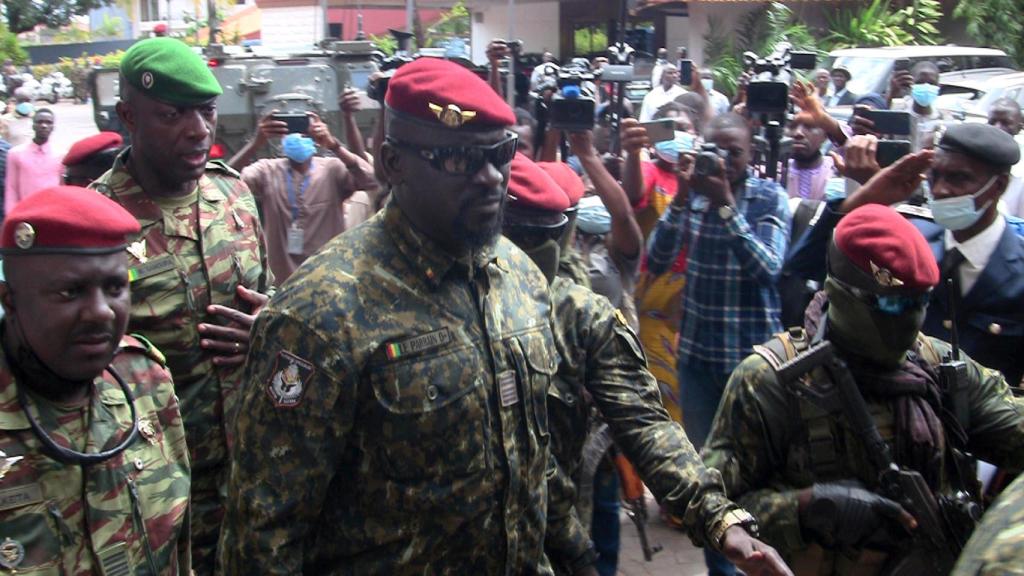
[617,492,709,576]
[42,99,99,152]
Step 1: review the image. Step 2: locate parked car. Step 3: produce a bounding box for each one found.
[936,71,1024,122]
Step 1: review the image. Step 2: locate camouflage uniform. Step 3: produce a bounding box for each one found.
[92,151,273,573]
[557,244,592,289]
[703,334,1024,574]
[953,472,1024,575]
[0,335,190,575]
[545,276,741,571]
[219,203,557,575]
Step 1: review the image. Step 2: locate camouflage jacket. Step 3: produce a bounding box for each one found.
[703,335,1024,573]
[557,245,592,290]
[0,335,190,575]
[953,472,1024,576]
[545,276,738,571]
[219,203,557,575]
[92,151,273,471]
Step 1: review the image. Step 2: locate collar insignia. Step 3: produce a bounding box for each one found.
[127,239,147,264]
[0,450,21,482]
[0,537,23,569]
[429,102,477,128]
[870,261,905,287]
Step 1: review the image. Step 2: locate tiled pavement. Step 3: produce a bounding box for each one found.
[615,491,709,576]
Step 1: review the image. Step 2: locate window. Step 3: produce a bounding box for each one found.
[139,0,160,22]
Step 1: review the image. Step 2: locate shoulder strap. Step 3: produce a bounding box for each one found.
[205,159,241,178]
[119,333,167,367]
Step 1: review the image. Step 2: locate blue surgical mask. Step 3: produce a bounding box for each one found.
[576,196,611,235]
[282,133,316,163]
[14,102,32,116]
[929,174,998,231]
[701,78,714,92]
[675,130,697,153]
[911,83,939,108]
[654,138,679,163]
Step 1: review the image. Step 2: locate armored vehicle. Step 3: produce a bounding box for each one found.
[90,39,381,160]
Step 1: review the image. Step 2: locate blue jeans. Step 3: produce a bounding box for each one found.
[591,461,620,576]
[678,362,737,576]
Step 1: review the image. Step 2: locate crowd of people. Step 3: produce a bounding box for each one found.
[0,32,1022,576]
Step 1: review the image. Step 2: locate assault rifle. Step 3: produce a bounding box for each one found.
[776,340,975,575]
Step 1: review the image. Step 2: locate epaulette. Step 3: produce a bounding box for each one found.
[119,333,167,367]
[205,159,241,178]
[894,203,933,221]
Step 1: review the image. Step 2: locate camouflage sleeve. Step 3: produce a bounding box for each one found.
[219,309,355,575]
[545,454,596,573]
[702,354,807,553]
[951,472,1024,576]
[579,293,735,549]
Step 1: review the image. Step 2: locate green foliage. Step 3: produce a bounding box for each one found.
[956,0,1024,65]
[369,33,397,56]
[50,27,92,43]
[821,0,942,50]
[0,25,28,65]
[574,27,608,55]
[703,15,742,98]
[5,0,116,34]
[94,14,125,39]
[425,0,469,48]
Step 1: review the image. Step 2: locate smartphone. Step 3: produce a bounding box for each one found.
[272,112,310,134]
[640,118,676,143]
[876,139,912,168]
[854,109,912,136]
[894,58,912,72]
[679,59,693,86]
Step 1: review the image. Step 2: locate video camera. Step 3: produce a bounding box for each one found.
[745,42,816,115]
[367,29,415,102]
[694,143,729,178]
[548,60,598,132]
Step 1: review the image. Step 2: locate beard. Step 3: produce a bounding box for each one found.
[454,193,507,250]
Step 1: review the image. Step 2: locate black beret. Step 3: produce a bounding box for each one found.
[939,122,1021,169]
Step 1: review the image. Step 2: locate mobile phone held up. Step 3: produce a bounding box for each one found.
[640,118,676,143]
[272,113,310,135]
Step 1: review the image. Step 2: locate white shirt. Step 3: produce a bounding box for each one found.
[945,215,1006,295]
[639,84,687,122]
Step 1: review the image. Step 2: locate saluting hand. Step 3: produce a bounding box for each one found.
[198,285,270,367]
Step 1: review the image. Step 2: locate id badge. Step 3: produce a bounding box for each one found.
[287,225,304,255]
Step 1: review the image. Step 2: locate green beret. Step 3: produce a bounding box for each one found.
[939,123,1021,169]
[120,38,222,105]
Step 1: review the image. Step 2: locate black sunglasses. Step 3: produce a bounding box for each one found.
[503,220,567,250]
[387,132,519,175]
[833,277,931,316]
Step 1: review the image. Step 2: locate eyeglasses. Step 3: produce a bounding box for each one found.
[386,132,519,175]
[834,277,932,316]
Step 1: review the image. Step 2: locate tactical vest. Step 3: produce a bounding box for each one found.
[753,328,951,576]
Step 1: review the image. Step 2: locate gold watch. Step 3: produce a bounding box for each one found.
[712,509,759,549]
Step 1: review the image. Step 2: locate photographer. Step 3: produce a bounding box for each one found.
[647,112,790,575]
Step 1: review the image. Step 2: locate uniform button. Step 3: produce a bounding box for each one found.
[564,393,576,406]
[133,458,144,471]
[426,385,439,401]
[943,319,953,330]
[989,323,1003,335]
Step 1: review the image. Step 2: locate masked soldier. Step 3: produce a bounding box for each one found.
[704,204,1024,575]
[0,186,190,574]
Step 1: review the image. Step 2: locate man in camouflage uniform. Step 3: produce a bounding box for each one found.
[0,186,190,574]
[90,38,272,573]
[221,57,556,574]
[704,204,1024,575]
[953,472,1024,575]
[502,153,791,576]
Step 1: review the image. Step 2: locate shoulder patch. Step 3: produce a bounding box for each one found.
[205,159,241,179]
[266,351,314,408]
[121,334,167,367]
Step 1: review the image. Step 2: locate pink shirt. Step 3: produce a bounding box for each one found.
[5,140,62,215]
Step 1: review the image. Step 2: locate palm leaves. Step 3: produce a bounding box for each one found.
[822,0,941,49]
[955,0,1024,66]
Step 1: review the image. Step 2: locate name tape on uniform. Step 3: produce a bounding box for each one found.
[385,328,451,361]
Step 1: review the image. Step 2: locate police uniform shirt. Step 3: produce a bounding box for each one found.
[945,215,1006,295]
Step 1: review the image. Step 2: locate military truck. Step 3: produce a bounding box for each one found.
[89,39,381,161]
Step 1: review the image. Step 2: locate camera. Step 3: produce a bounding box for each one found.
[694,143,728,178]
[367,29,415,102]
[746,42,816,114]
[549,61,597,131]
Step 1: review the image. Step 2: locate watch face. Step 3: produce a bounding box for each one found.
[718,205,733,219]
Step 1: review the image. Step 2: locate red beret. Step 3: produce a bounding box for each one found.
[386,57,515,129]
[537,161,585,207]
[508,152,570,214]
[63,132,123,166]
[830,204,938,293]
[153,23,167,34]
[1,186,141,254]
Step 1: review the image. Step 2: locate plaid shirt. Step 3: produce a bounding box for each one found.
[647,172,790,374]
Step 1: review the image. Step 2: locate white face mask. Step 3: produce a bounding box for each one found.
[929,174,998,231]
[701,78,714,92]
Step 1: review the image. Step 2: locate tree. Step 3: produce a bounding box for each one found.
[821,0,942,51]
[955,0,1024,65]
[6,0,117,33]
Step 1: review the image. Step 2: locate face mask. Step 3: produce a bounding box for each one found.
[701,78,714,92]
[282,133,316,163]
[675,131,697,153]
[911,83,939,108]
[523,239,561,285]
[653,138,678,164]
[15,102,32,116]
[929,174,998,231]
[576,198,612,236]
[824,278,927,369]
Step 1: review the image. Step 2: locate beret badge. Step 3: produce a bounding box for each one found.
[870,261,904,287]
[429,102,477,128]
[13,223,34,250]
[141,71,154,89]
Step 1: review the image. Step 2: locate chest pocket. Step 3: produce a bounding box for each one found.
[508,329,557,447]
[369,343,488,480]
[128,253,189,328]
[0,451,66,576]
[221,207,264,293]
